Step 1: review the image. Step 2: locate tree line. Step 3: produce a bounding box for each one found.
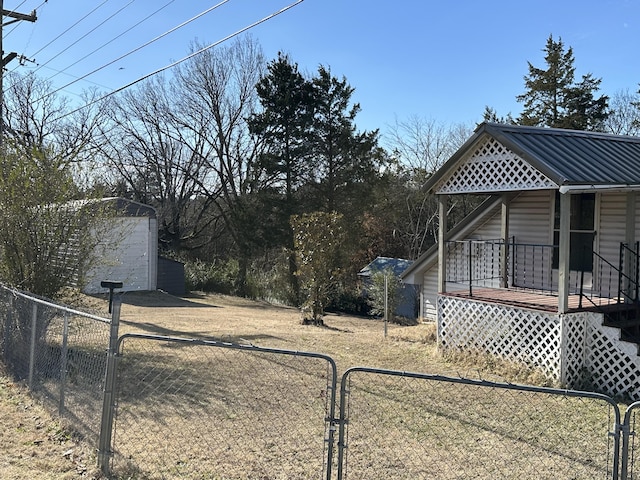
[1,34,640,318]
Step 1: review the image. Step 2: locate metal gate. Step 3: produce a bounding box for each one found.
[108,333,338,479]
[338,367,620,480]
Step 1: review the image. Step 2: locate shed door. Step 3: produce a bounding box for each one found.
[552,193,596,272]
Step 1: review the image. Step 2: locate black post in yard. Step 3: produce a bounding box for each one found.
[101,280,123,313]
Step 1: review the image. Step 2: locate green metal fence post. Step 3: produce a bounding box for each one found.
[97,281,123,475]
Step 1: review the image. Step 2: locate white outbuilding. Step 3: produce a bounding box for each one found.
[82,198,158,294]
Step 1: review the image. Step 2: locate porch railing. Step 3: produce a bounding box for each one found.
[445,239,505,296]
[445,239,640,310]
[510,240,558,293]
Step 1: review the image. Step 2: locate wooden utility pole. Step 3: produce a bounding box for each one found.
[0,1,37,145]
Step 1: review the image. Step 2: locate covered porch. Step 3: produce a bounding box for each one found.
[442,237,640,315]
[407,123,640,399]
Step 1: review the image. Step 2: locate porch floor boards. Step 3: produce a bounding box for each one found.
[444,287,591,313]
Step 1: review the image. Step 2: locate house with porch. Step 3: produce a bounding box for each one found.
[402,122,640,400]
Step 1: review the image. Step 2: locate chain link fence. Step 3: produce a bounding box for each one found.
[3,287,640,479]
[0,285,111,444]
[110,333,338,479]
[623,402,640,479]
[338,367,620,480]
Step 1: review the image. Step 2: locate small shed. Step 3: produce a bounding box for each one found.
[157,256,186,296]
[359,257,418,320]
[82,198,158,294]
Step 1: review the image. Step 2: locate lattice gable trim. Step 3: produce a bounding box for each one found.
[435,137,558,194]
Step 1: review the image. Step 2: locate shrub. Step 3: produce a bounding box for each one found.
[184,259,238,294]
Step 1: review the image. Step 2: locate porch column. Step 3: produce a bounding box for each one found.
[625,191,636,246]
[500,194,510,288]
[438,194,448,293]
[624,191,637,299]
[558,192,571,313]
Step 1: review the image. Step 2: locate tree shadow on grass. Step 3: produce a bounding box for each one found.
[119,319,285,344]
[120,291,215,308]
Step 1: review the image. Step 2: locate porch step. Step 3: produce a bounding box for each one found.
[602,305,640,355]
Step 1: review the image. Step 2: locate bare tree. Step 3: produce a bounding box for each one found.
[604,88,640,136]
[3,72,104,161]
[172,35,267,294]
[382,117,472,259]
[0,73,110,297]
[97,75,214,252]
[385,115,469,175]
[97,35,267,293]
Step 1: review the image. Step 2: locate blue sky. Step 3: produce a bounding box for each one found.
[4,0,640,135]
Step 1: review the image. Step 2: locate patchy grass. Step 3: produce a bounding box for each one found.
[0,291,619,479]
[0,371,102,479]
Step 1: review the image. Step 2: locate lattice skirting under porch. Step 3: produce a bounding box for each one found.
[437,295,640,400]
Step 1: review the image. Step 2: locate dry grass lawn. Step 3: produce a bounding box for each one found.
[0,291,616,479]
[1,291,444,480]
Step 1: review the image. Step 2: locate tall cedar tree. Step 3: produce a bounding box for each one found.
[517,35,609,130]
[249,56,386,306]
[248,53,315,304]
[309,66,382,216]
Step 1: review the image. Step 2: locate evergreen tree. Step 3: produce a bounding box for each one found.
[248,53,315,304]
[309,66,382,215]
[516,35,609,130]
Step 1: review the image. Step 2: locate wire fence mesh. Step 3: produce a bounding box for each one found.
[111,334,338,480]
[339,368,620,480]
[623,402,640,479]
[0,285,111,444]
[2,286,640,479]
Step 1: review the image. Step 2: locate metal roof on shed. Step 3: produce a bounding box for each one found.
[425,122,640,193]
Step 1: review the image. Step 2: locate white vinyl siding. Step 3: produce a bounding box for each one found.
[422,271,439,322]
[421,191,555,318]
[509,190,553,245]
[599,193,627,266]
[84,217,157,294]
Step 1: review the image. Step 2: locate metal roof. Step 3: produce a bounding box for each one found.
[359,257,413,278]
[425,123,640,193]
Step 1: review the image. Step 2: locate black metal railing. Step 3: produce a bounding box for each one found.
[446,238,640,311]
[620,242,640,303]
[445,239,505,295]
[510,240,558,293]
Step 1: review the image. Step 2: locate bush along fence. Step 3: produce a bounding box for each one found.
[3,284,640,479]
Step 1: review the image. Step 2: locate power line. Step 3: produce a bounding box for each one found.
[1,0,38,145]
[52,0,305,123]
[30,0,136,77]
[5,1,49,63]
[26,0,109,61]
[38,0,231,102]
[22,62,112,91]
[45,0,176,83]
[3,0,46,37]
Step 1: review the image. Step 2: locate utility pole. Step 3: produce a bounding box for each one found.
[0,0,37,146]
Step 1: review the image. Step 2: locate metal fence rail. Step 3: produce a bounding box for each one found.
[0,285,111,443]
[110,333,338,480]
[5,287,640,479]
[623,401,640,479]
[338,367,620,480]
